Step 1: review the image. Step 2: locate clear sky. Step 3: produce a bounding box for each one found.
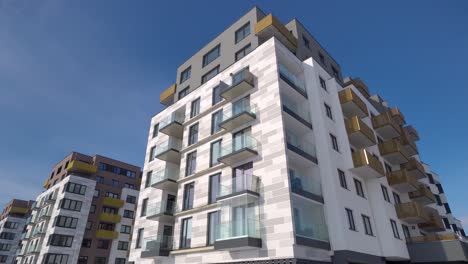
[1,0,467,229]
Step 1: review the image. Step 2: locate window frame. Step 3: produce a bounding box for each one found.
[330,133,339,152]
[235,22,250,44]
[190,98,201,118]
[202,45,220,67]
[354,178,365,198]
[362,214,373,236]
[345,208,356,231]
[180,66,191,84]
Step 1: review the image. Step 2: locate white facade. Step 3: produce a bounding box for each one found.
[0,215,27,264]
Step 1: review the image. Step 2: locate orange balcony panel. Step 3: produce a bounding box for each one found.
[402,158,426,179]
[160,84,176,106]
[339,88,369,118]
[378,138,409,165]
[345,116,376,148]
[372,112,400,139]
[255,14,297,52]
[350,149,385,179]
[390,107,406,125]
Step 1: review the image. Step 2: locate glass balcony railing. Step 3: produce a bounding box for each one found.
[143,235,173,255]
[218,218,261,240]
[159,112,185,130]
[286,135,317,163]
[295,222,329,242]
[289,173,322,198]
[149,168,179,186]
[219,174,260,198]
[219,135,258,159]
[154,138,182,157]
[147,200,176,217]
[282,95,312,126]
[279,64,307,97]
[231,67,254,88]
[221,102,257,123]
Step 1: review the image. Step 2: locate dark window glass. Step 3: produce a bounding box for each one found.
[345,208,356,231]
[208,174,220,204]
[393,192,401,204]
[141,198,148,217]
[402,224,411,241]
[180,66,191,84]
[330,133,339,151]
[235,43,252,61]
[354,179,365,198]
[325,103,333,120]
[183,182,195,210]
[202,65,220,84]
[302,35,310,48]
[207,211,220,245]
[391,219,400,239]
[235,22,250,43]
[190,98,200,118]
[381,185,391,203]
[211,110,223,134]
[185,151,197,176]
[178,87,189,99]
[203,45,220,67]
[210,140,222,167]
[362,215,373,236]
[338,169,347,189]
[212,85,223,105]
[188,124,199,145]
[48,234,74,247]
[136,228,144,248]
[319,76,327,90]
[180,218,192,249]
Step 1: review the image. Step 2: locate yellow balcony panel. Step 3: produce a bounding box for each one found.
[66,160,97,175]
[103,197,124,208]
[386,169,419,193]
[409,233,458,243]
[395,201,430,224]
[43,179,49,188]
[402,158,426,179]
[372,112,400,139]
[343,77,370,98]
[351,149,385,179]
[99,212,122,223]
[10,206,29,214]
[378,138,409,165]
[418,208,446,232]
[255,14,297,52]
[160,84,176,106]
[409,185,436,205]
[339,88,369,118]
[345,116,376,148]
[96,229,118,239]
[399,127,418,157]
[390,107,406,125]
[404,125,420,141]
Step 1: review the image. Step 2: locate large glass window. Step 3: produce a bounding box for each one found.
[381,185,391,203]
[185,151,197,176]
[292,198,328,241]
[43,254,69,264]
[345,208,356,231]
[64,182,86,195]
[203,45,220,67]
[60,198,82,212]
[202,65,220,84]
[211,110,223,134]
[141,198,148,217]
[235,22,250,43]
[208,174,220,204]
[180,218,192,249]
[354,179,365,198]
[190,98,200,118]
[54,216,78,229]
[188,124,199,146]
[180,66,191,84]
[135,228,144,249]
[338,169,347,189]
[207,211,220,245]
[390,219,400,239]
[362,215,373,236]
[183,183,195,210]
[235,43,252,61]
[178,86,189,99]
[48,234,74,247]
[210,140,222,167]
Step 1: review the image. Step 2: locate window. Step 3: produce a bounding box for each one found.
[94,189,100,198]
[89,205,96,214]
[135,228,144,248]
[183,182,195,210]
[102,207,118,214]
[208,174,220,204]
[3,221,19,229]
[381,185,391,203]
[180,217,192,249]
[43,254,68,264]
[86,221,93,230]
[338,169,347,189]
[0,233,14,240]
[125,183,134,189]
[210,140,222,167]
[444,203,452,214]
[443,217,451,229]
[117,241,129,250]
[332,66,340,79]
[97,240,110,249]
[123,210,134,219]
[106,192,119,199]
[188,123,199,145]
[202,65,220,84]
[149,146,156,162]
[330,133,339,151]
[178,86,189,99]
[324,103,333,120]
[0,255,7,263]
[81,238,92,248]
[78,256,88,264]
[126,195,137,204]
[145,171,152,188]
[302,35,310,48]
[152,124,159,138]
[185,151,197,176]
[180,66,191,84]
[54,216,78,229]
[319,76,327,90]
[235,43,252,61]
[190,98,200,118]
[60,198,82,211]
[390,219,401,239]
[96,176,104,184]
[354,179,365,198]
[120,225,131,234]
[319,52,325,64]
[64,182,86,195]
[115,258,126,264]
[362,215,373,236]
[212,85,223,105]
[203,45,220,67]
[435,194,442,206]
[207,211,220,245]
[402,224,411,241]
[95,257,106,264]
[141,198,148,217]
[393,192,401,204]
[0,243,11,251]
[235,22,250,43]
[112,180,119,187]
[384,163,392,173]
[345,208,356,231]
[48,234,74,247]
[211,110,223,134]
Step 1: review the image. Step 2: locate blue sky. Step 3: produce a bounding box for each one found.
[1,0,467,228]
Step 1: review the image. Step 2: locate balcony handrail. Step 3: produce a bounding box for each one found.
[143,235,173,251]
[147,200,176,216]
[346,116,375,143]
[222,101,257,121]
[160,112,185,129]
[219,174,260,197]
[396,201,429,220]
[230,67,254,87]
[149,168,179,185]
[387,169,419,186]
[409,185,435,200]
[217,218,261,240]
[372,112,400,131]
[339,88,368,115]
[403,158,425,172]
[289,172,322,197]
[278,64,306,94]
[295,222,329,242]
[352,149,385,175]
[282,94,311,123]
[155,138,182,156]
[219,134,258,158]
[286,133,317,159]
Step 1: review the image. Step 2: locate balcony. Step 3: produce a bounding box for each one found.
[218,135,258,166]
[26,216,35,226]
[338,88,369,118]
[43,179,49,188]
[395,202,429,224]
[10,206,29,214]
[99,212,122,224]
[402,158,426,179]
[378,138,409,165]
[255,14,298,52]
[372,112,400,139]
[66,160,97,175]
[37,211,52,221]
[282,94,312,129]
[409,185,436,205]
[220,67,255,101]
[293,197,330,250]
[286,136,318,164]
[418,208,445,232]
[350,149,385,179]
[102,197,124,208]
[31,201,40,210]
[400,129,418,157]
[279,64,307,98]
[141,236,172,258]
[219,102,257,132]
[43,193,57,205]
[407,235,468,263]
[214,218,261,250]
[159,112,185,139]
[404,125,420,141]
[390,107,406,125]
[148,168,178,192]
[31,229,46,238]
[146,200,176,222]
[160,83,176,106]
[154,138,182,163]
[290,172,323,203]
[386,169,419,193]
[217,174,260,206]
[409,233,459,243]
[345,116,376,148]
[96,229,118,239]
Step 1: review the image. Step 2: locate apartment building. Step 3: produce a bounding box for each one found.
[129,6,468,264]
[15,152,141,264]
[0,199,33,264]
